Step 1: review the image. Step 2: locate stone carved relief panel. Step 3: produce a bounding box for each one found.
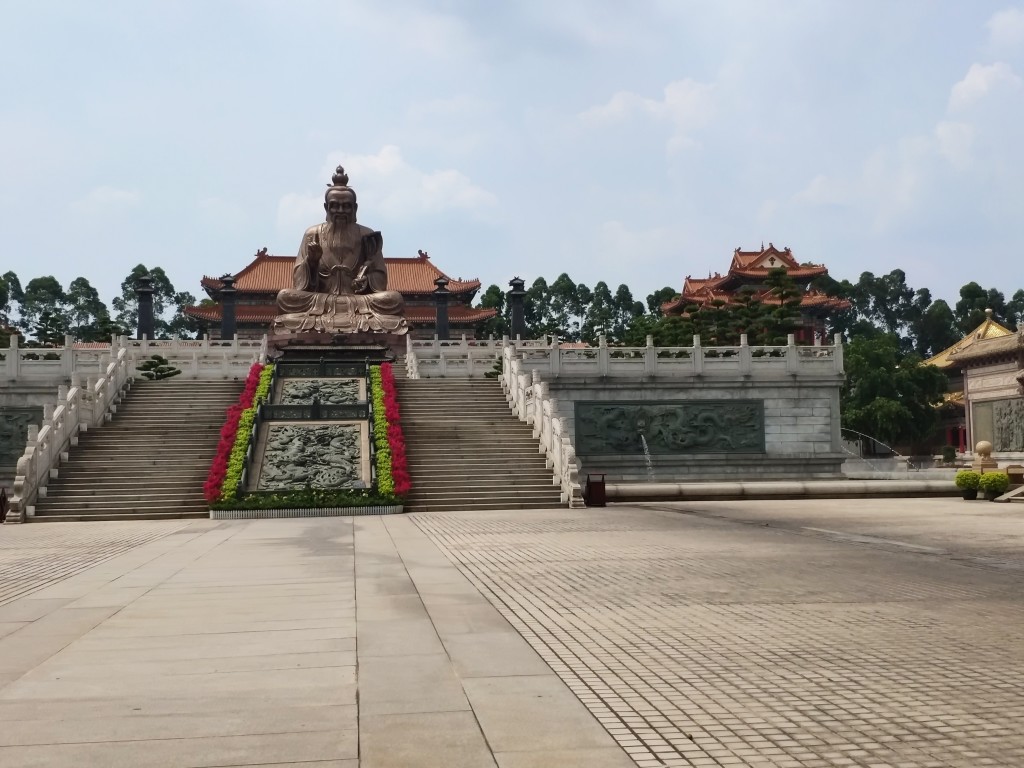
[994,398,1024,452]
[0,407,42,465]
[257,423,363,490]
[280,378,361,405]
[574,400,765,455]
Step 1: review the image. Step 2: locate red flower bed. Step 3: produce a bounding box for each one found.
[203,363,264,503]
[379,363,410,496]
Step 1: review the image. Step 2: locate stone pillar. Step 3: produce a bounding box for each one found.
[508,277,526,340]
[135,275,155,341]
[220,275,237,341]
[433,277,450,341]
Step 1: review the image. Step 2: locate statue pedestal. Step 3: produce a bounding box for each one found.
[267,331,406,363]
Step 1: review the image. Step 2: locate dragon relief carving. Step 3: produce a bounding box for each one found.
[574,400,765,456]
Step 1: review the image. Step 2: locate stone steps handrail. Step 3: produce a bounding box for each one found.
[500,344,582,508]
[6,346,131,523]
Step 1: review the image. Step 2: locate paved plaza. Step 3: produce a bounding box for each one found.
[0,499,1023,767]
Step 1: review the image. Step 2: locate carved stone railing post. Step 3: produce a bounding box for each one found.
[644,335,656,377]
[785,333,800,374]
[61,334,74,377]
[5,333,19,380]
[692,335,703,375]
[739,333,752,374]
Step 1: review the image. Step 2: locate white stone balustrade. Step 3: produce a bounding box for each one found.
[405,335,505,379]
[6,346,131,523]
[507,333,843,379]
[3,334,267,384]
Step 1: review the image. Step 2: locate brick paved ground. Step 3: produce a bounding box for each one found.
[0,521,192,605]
[414,500,1024,768]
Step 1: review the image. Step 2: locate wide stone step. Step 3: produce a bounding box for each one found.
[411,478,555,492]
[31,510,210,522]
[403,433,538,441]
[41,488,207,500]
[402,424,529,432]
[399,409,512,415]
[405,444,542,454]
[405,499,561,513]
[406,485,558,499]
[59,460,212,469]
[405,454,547,464]
[35,496,207,511]
[43,481,208,494]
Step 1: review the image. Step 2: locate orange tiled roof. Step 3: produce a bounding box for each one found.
[184,303,497,325]
[729,243,825,273]
[662,287,850,315]
[202,248,482,296]
[663,244,842,315]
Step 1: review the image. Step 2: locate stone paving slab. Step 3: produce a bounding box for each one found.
[3,499,1024,766]
[413,500,1024,767]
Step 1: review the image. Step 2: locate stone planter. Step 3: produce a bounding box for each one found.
[983,491,1001,502]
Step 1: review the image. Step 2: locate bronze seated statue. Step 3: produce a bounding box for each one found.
[272,166,409,336]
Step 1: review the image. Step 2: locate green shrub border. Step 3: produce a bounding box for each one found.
[954,470,980,490]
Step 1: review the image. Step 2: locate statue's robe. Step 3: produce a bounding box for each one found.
[273,222,408,334]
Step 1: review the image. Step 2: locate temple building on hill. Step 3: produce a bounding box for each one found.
[184,248,497,339]
[661,243,851,343]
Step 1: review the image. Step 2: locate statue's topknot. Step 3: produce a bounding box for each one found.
[329,165,350,187]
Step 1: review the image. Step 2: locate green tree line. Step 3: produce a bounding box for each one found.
[0,266,199,346]
[474,269,1024,453]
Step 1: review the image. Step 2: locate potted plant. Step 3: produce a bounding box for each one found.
[954,470,980,500]
[979,472,1010,501]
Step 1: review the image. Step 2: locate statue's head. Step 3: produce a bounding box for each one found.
[324,166,358,227]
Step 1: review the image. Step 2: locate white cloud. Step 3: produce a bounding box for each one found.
[276,192,323,239]
[325,146,497,217]
[593,220,673,266]
[934,121,975,170]
[276,146,497,236]
[198,196,248,231]
[794,174,850,206]
[70,186,140,217]
[987,7,1024,50]
[948,62,1022,111]
[580,78,715,152]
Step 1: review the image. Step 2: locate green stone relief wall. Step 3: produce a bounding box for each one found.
[280,379,360,405]
[574,400,765,456]
[257,423,363,490]
[0,407,43,467]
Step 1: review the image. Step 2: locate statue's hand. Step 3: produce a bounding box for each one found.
[306,233,323,264]
[352,276,368,293]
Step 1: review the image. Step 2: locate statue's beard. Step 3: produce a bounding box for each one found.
[324,219,359,253]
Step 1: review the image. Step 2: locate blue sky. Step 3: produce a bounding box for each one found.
[2,1,1023,312]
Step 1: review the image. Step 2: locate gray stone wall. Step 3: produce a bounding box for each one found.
[545,377,844,482]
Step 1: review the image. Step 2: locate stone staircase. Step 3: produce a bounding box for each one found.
[394,373,563,513]
[31,379,243,522]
